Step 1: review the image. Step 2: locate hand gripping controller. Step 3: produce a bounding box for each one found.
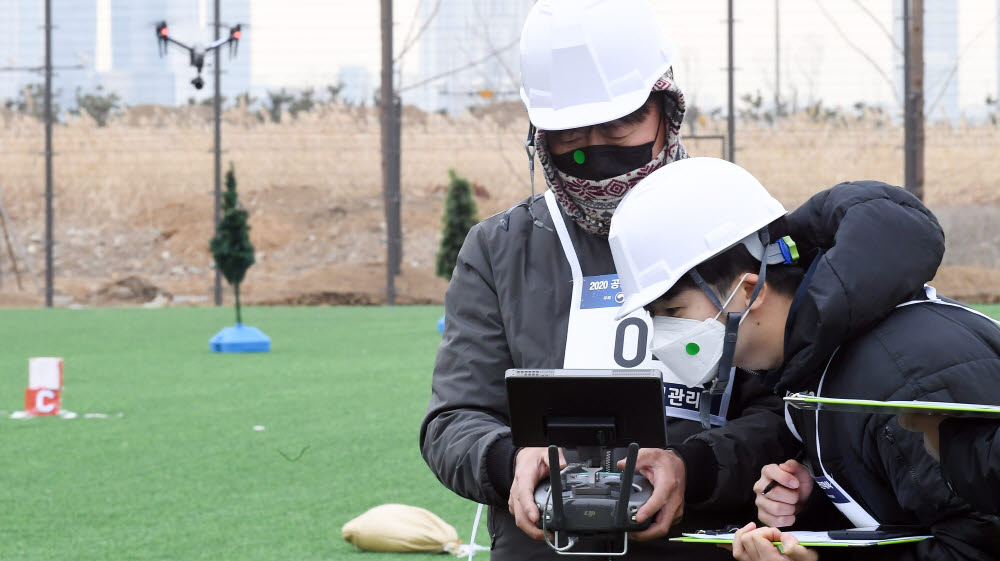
[533,443,654,534]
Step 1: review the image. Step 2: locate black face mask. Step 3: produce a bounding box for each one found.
[550,141,656,181]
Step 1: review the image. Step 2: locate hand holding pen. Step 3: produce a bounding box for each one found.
[752,459,814,528]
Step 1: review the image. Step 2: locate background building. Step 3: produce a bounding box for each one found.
[1,0,250,110]
[403,0,534,114]
[1,0,98,111]
[893,0,960,122]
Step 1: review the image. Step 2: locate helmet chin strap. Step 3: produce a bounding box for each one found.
[524,123,553,231]
[698,311,742,428]
[696,227,772,429]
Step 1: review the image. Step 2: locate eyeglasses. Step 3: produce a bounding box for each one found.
[545,97,660,147]
[546,119,644,146]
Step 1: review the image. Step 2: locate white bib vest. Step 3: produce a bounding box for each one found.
[544,190,734,426]
[811,348,880,527]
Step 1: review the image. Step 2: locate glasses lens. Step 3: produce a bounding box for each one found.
[547,126,588,146]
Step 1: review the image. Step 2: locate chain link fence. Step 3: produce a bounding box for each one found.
[1,0,998,305]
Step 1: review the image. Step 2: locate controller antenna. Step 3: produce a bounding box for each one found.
[614,443,640,528]
[547,445,565,529]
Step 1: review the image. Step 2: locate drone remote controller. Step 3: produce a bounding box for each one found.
[533,443,654,534]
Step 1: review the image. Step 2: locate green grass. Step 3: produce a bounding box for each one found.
[0,306,485,561]
[974,303,1000,320]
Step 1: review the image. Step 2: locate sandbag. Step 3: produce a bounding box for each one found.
[342,503,464,554]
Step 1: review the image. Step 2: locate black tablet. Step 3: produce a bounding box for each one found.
[505,368,667,448]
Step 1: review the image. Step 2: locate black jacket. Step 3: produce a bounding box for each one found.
[771,181,1000,559]
[940,418,1000,514]
[421,194,798,560]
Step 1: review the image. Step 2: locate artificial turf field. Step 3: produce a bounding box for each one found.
[3,304,1000,561]
[1,306,478,561]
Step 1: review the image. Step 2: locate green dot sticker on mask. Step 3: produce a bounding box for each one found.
[685,342,700,355]
[573,149,586,164]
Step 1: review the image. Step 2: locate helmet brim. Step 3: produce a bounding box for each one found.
[522,77,662,131]
[613,277,674,321]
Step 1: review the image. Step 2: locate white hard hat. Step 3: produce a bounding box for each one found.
[519,0,675,131]
[609,158,787,320]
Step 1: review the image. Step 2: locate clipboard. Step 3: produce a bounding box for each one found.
[672,528,933,547]
[783,393,1000,418]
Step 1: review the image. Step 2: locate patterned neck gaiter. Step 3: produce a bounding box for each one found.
[536,68,689,238]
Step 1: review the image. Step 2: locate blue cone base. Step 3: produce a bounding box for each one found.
[210,324,271,353]
[437,315,445,334]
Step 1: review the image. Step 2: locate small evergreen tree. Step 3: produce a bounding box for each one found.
[435,169,479,280]
[6,83,62,123]
[265,89,294,123]
[72,85,121,127]
[210,163,256,324]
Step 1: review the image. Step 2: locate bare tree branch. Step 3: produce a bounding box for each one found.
[397,36,520,93]
[496,126,530,190]
[926,12,999,118]
[850,0,902,55]
[479,21,519,87]
[398,0,426,54]
[813,0,901,106]
[394,0,443,64]
[472,2,519,88]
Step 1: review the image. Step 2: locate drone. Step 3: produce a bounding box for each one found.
[156,21,241,90]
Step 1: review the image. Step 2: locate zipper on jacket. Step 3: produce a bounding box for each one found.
[487,505,498,550]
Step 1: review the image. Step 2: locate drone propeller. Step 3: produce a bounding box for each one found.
[155,21,168,56]
[156,20,196,56]
[228,24,241,57]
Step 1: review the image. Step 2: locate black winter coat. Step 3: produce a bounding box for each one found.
[769,181,1000,560]
[940,418,1000,514]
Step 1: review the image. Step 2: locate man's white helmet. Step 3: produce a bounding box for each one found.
[609,158,787,320]
[519,0,675,131]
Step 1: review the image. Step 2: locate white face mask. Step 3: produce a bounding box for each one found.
[649,274,749,388]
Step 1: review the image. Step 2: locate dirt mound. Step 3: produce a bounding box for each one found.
[3,106,1000,308]
[260,291,379,306]
[92,276,172,305]
[932,266,1000,304]
[255,290,435,306]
